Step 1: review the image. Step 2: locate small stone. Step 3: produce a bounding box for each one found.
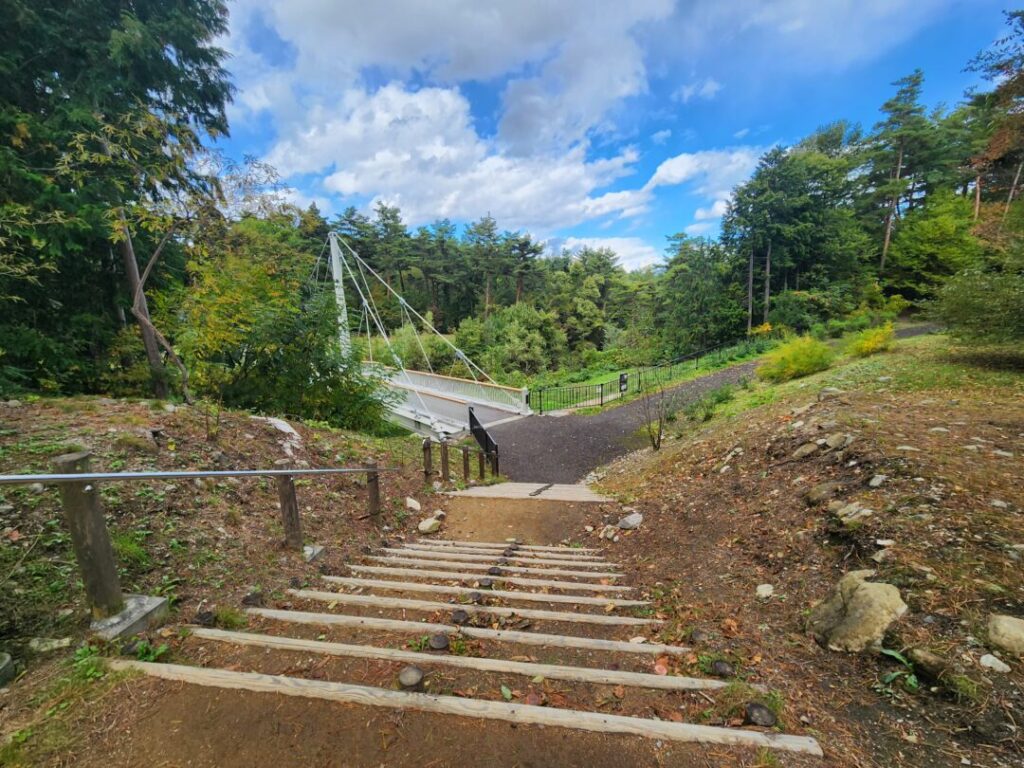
[868,475,887,488]
[805,482,841,505]
[818,387,843,401]
[241,591,264,607]
[990,500,1009,509]
[896,445,921,452]
[744,702,778,728]
[417,518,442,534]
[428,633,450,651]
[433,510,446,521]
[478,578,494,589]
[432,481,442,491]
[689,629,710,644]
[988,614,1024,656]
[468,592,483,604]
[993,450,1014,458]
[877,376,892,383]
[451,609,470,625]
[162,402,177,413]
[756,584,774,600]
[875,539,896,547]
[487,566,503,576]
[28,483,44,494]
[928,427,949,433]
[629,636,648,644]
[405,497,421,512]
[398,665,424,690]
[825,433,852,450]
[584,525,594,533]
[617,512,643,530]
[195,610,215,627]
[979,654,1010,674]
[302,544,324,563]
[28,637,72,654]
[963,444,980,451]
[792,443,819,460]
[710,660,735,677]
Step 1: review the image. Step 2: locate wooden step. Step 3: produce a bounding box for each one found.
[402,542,606,562]
[382,547,619,569]
[110,660,822,756]
[421,539,600,553]
[349,565,631,593]
[366,555,620,580]
[322,576,649,608]
[192,627,726,691]
[248,608,689,656]
[288,589,660,626]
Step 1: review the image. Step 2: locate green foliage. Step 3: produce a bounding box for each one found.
[845,323,895,357]
[757,336,834,382]
[682,384,737,422]
[213,607,247,630]
[936,269,1024,343]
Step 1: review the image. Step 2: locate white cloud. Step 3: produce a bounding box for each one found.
[561,237,662,270]
[684,222,714,236]
[733,128,750,139]
[694,199,729,220]
[651,129,672,144]
[645,147,762,201]
[672,78,722,104]
[265,83,642,231]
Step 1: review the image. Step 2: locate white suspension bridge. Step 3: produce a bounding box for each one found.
[325,232,533,439]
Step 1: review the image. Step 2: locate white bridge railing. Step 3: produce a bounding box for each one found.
[377,367,530,415]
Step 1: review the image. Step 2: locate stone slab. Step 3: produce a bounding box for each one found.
[447,483,610,503]
[303,544,325,563]
[90,594,169,641]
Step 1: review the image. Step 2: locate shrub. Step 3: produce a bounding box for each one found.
[757,336,834,382]
[846,322,895,358]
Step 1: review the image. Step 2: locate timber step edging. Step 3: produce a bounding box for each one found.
[349,564,632,593]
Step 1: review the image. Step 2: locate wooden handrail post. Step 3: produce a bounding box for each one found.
[53,452,124,620]
[422,438,433,481]
[490,449,499,477]
[363,458,381,519]
[477,450,485,481]
[274,459,302,550]
[440,439,450,483]
[462,446,470,482]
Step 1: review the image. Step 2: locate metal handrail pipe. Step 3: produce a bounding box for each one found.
[0,467,400,486]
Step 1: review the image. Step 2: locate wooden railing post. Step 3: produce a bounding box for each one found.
[462,446,470,482]
[363,458,381,519]
[274,459,302,550]
[53,452,124,620]
[491,448,499,477]
[478,450,485,481]
[440,439,450,483]
[422,438,433,481]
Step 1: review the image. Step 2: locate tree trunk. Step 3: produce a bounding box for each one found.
[1002,160,1023,225]
[515,272,524,304]
[118,212,168,399]
[484,274,493,318]
[762,241,772,325]
[746,249,754,334]
[880,143,904,272]
[973,174,982,222]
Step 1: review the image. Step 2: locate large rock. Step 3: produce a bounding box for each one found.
[805,481,842,505]
[418,517,442,534]
[988,614,1024,656]
[617,512,643,530]
[808,570,907,652]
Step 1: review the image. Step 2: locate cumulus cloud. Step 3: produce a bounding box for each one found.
[651,129,672,144]
[561,237,662,270]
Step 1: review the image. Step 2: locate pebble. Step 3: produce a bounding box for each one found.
[28,637,71,654]
[629,636,648,644]
[963,444,980,451]
[868,475,887,488]
[405,497,421,512]
[756,584,774,599]
[928,427,949,433]
[710,660,735,677]
[979,654,1010,674]
[792,443,819,460]
[428,634,450,651]
[451,609,469,625]
[993,450,1014,458]
[398,665,425,690]
[617,512,643,530]
[896,445,921,452]
[991,500,1009,509]
[744,702,778,727]
[690,629,710,645]
[417,517,441,534]
[28,483,44,494]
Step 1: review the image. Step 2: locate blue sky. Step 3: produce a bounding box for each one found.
[219,0,1008,269]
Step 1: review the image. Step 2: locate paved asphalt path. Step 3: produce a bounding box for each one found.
[489,362,759,484]
[490,323,940,484]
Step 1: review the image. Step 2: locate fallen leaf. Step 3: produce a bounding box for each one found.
[524,691,543,706]
[612,685,625,699]
[500,684,512,701]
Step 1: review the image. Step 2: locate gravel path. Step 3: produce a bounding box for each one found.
[490,323,941,484]
[489,362,759,484]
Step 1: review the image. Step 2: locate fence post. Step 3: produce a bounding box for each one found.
[599,381,604,406]
[52,452,124,620]
[440,439,450,483]
[491,447,499,477]
[274,458,302,550]
[422,438,433,481]
[478,450,485,480]
[363,458,381,519]
[462,446,470,482]
[536,388,543,414]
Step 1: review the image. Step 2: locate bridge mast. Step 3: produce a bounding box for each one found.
[328,232,352,357]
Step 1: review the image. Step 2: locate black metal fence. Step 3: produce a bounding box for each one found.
[527,333,779,414]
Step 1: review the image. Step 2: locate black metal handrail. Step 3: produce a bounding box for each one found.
[0,467,398,485]
[528,332,779,414]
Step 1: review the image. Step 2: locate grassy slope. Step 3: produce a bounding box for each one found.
[594,333,1023,767]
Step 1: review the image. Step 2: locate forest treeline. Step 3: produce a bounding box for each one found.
[1,3,1023,429]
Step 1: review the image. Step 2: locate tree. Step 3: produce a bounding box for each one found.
[465,215,506,317]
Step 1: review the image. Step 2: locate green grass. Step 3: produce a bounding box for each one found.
[213,606,248,630]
